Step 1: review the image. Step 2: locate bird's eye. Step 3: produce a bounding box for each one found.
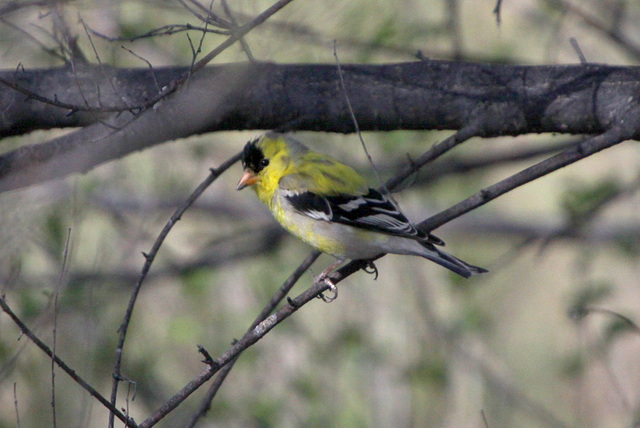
[259,159,270,168]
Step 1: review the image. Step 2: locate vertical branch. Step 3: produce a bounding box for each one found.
[446,0,463,59]
[50,227,71,428]
[493,0,503,26]
[108,152,240,428]
[13,383,21,428]
[333,41,388,193]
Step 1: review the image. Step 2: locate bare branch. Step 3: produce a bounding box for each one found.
[50,227,71,428]
[420,128,629,231]
[87,24,229,42]
[139,275,331,428]
[221,0,256,62]
[385,122,483,192]
[185,251,320,426]
[0,296,136,427]
[570,37,588,64]
[549,0,640,60]
[0,17,67,61]
[4,61,640,193]
[108,152,241,428]
[0,1,48,18]
[13,383,21,428]
[188,0,296,75]
[493,0,503,26]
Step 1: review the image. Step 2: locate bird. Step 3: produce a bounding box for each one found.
[236,132,486,294]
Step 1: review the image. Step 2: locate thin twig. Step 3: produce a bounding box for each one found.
[420,128,627,231]
[385,122,482,192]
[180,0,233,28]
[578,306,640,336]
[411,137,582,185]
[0,296,136,427]
[481,409,490,428]
[493,0,503,26]
[13,383,21,428]
[570,37,588,64]
[0,74,139,113]
[446,0,463,59]
[573,307,637,413]
[184,251,320,427]
[87,24,229,42]
[333,41,389,195]
[549,0,640,60]
[50,2,86,62]
[0,0,295,116]
[221,0,256,62]
[120,46,160,92]
[108,152,241,428]
[0,17,67,61]
[139,275,332,428]
[187,1,215,70]
[190,0,295,76]
[50,227,71,428]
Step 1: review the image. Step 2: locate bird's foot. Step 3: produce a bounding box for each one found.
[312,260,343,303]
[362,260,378,279]
[314,274,338,303]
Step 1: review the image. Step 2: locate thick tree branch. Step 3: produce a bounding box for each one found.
[2,61,640,192]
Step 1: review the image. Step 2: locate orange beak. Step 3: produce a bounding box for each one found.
[236,169,259,190]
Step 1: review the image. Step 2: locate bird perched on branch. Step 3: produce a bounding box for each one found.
[236,132,486,296]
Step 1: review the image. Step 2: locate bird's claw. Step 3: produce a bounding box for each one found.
[315,275,338,303]
[363,261,378,280]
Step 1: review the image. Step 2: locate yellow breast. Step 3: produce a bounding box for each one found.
[271,195,347,258]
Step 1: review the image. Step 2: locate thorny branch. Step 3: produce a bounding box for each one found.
[108,152,241,428]
[184,251,320,427]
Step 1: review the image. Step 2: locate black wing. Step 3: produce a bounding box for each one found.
[284,188,444,245]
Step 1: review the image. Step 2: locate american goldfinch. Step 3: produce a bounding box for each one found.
[236,132,486,285]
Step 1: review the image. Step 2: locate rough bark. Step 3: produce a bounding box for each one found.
[1,60,639,192]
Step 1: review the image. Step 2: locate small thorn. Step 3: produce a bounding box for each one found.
[287,297,299,308]
[197,345,214,365]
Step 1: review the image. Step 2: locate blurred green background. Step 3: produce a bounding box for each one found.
[1,1,640,427]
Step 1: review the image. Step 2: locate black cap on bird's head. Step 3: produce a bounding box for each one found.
[241,138,265,171]
[236,137,269,190]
